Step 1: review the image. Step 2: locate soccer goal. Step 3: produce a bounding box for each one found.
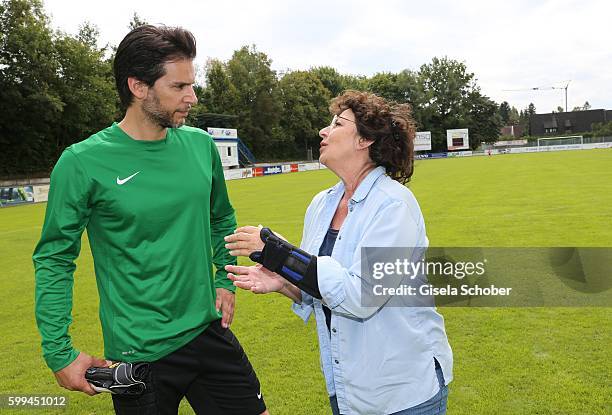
[537,135,583,148]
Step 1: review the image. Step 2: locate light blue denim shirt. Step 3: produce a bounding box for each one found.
[292,166,453,415]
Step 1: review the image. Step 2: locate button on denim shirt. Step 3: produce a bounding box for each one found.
[292,167,453,415]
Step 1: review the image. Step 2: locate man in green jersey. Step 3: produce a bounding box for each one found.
[33,25,268,414]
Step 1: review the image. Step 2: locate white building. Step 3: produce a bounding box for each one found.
[207,127,239,169]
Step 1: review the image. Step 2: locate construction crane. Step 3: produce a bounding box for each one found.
[503,80,571,112]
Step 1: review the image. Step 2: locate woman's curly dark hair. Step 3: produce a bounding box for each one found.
[329,90,416,184]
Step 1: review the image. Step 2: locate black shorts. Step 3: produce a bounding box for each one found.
[112,320,266,415]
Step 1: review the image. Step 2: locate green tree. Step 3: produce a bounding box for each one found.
[527,103,536,115]
[508,106,520,125]
[467,93,502,147]
[365,70,420,104]
[418,57,474,117]
[366,72,400,101]
[309,66,369,97]
[498,101,511,125]
[51,23,118,161]
[0,0,119,176]
[201,59,239,115]
[414,57,502,150]
[226,45,281,156]
[396,69,422,102]
[0,0,62,175]
[341,73,368,91]
[573,101,591,111]
[128,12,148,30]
[278,71,331,159]
[589,121,612,137]
[309,66,345,97]
[521,103,536,136]
[417,57,477,150]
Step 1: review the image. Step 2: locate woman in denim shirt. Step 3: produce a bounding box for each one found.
[225,91,452,415]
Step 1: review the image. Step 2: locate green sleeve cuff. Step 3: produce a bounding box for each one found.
[46,348,80,373]
[215,270,236,293]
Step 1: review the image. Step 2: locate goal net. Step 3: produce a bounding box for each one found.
[537,135,583,147]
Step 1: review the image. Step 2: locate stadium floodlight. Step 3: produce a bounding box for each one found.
[537,135,583,150]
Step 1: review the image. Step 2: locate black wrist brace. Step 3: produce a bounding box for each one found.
[249,228,322,299]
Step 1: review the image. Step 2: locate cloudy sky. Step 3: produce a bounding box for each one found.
[44,0,611,113]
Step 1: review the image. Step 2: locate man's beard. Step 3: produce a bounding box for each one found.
[142,93,184,129]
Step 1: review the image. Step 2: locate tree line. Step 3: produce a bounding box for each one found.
[200,50,506,160]
[2,0,519,177]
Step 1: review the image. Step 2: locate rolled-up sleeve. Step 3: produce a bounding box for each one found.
[317,200,423,319]
[291,290,314,322]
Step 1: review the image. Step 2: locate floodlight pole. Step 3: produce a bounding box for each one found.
[558,80,570,112]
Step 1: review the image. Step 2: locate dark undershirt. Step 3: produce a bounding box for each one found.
[318,227,339,332]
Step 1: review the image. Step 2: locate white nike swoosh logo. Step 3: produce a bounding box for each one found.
[257,392,262,399]
[116,171,140,185]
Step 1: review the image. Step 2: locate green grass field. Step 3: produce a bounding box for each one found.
[1,150,611,414]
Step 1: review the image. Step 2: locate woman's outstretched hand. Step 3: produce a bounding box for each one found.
[224,225,287,258]
[224,226,265,257]
[225,264,286,294]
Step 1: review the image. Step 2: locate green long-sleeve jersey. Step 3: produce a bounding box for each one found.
[33,123,237,372]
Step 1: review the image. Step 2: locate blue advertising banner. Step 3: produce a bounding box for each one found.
[263,165,282,175]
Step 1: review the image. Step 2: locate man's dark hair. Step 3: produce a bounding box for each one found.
[113,25,197,109]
